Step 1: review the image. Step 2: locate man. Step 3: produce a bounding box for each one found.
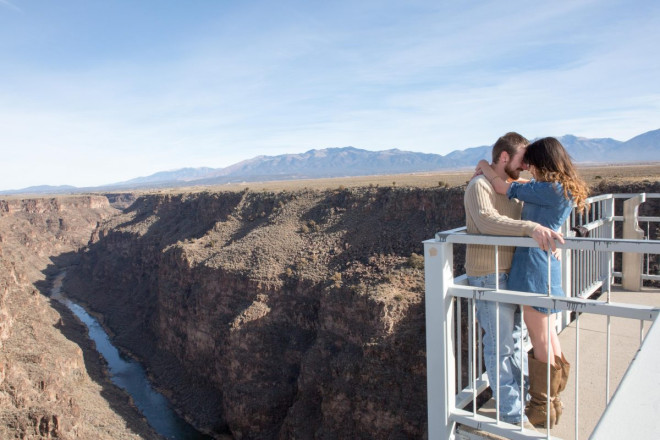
[464,132,563,427]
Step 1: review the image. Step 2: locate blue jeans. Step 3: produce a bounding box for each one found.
[468,273,528,424]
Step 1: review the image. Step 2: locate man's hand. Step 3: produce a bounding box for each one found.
[531,225,564,252]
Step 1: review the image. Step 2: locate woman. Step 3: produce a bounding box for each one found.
[476,137,589,428]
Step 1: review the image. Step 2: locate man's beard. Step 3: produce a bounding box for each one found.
[505,163,521,180]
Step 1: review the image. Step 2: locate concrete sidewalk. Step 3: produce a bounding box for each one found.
[473,285,660,440]
[551,285,660,440]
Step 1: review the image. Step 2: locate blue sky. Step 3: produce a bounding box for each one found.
[1,0,658,190]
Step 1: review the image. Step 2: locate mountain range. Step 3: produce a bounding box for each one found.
[3,129,659,195]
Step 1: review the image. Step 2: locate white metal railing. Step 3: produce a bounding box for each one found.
[565,193,660,299]
[611,193,660,284]
[424,193,660,440]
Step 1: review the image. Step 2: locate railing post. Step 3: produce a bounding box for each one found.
[602,196,615,291]
[622,194,646,291]
[560,217,572,331]
[424,239,456,440]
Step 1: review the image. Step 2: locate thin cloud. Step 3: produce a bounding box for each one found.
[0,0,21,12]
[0,1,658,190]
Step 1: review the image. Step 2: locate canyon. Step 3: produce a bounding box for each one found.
[63,186,456,439]
[1,179,658,439]
[0,196,159,439]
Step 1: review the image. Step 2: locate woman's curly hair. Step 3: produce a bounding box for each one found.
[523,137,590,213]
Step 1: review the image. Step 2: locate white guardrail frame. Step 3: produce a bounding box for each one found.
[424,193,660,440]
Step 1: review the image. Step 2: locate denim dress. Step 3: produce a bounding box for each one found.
[507,180,573,313]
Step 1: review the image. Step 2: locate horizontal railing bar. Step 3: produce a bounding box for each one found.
[585,193,615,203]
[454,274,468,285]
[448,286,659,321]
[430,233,660,254]
[451,409,559,440]
[612,193,660,199]
[607,272,658,280]
[642,274,660,281]
[455,376,489,409]
[581,217,614,232]
[440,225,468,235]
[610,216,660,222]
[577,279,605,298]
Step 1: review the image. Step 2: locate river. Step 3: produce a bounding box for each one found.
[50,272,211,440]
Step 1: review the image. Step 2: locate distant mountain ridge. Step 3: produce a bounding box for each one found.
[2,184,79,194]
[2,129,659,195]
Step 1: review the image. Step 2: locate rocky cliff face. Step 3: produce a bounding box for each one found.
[63,187,467,439]
[0,196,159,440]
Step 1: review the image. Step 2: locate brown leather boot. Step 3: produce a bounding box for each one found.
[526,353,562,428]
[553,353,570,424]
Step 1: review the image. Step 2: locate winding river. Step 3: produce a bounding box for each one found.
[50,272,211,440]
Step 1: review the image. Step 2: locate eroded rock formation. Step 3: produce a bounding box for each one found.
[0,196,159,440]
[64,187,467,439]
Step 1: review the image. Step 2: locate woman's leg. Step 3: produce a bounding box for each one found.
[523,306,566,427]
[523,306,561,364]
[550,320,562,360]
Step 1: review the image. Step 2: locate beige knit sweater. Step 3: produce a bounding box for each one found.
[464,175,538,276]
